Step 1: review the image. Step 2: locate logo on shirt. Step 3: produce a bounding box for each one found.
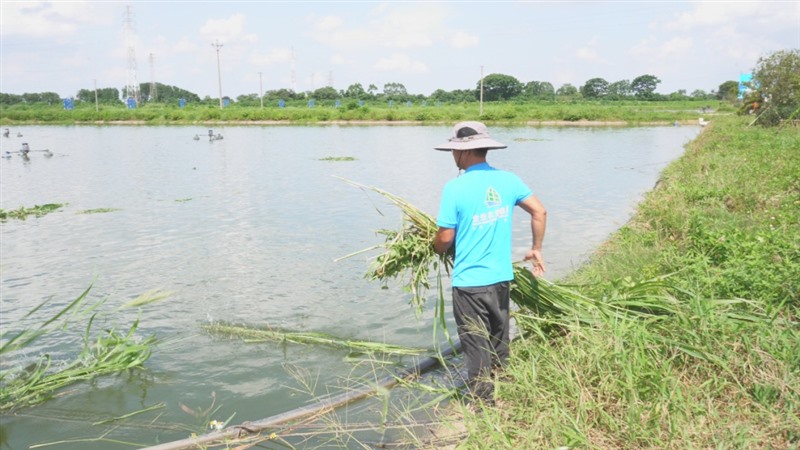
[484,187,501,208]
[472,187,508,228]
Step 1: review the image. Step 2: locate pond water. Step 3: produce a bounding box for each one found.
[0,124,700,449]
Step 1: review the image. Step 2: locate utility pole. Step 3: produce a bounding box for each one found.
[94,79,98,112]
[149,53,157,102]
[480,65,484,116]
[212,39,224,108]
[258,71,263,108]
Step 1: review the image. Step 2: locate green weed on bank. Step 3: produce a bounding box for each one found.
[450,116,799,449]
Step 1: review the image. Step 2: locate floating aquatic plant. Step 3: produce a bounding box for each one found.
[319,156,356,161]
[0,203,65,221]
[78,208,121,215]
[0,287,170,412]
[203,322,427,357]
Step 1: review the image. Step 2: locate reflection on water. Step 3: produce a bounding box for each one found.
[0,124,700,448]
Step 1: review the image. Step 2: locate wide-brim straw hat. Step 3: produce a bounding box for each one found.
[434,121,507,151]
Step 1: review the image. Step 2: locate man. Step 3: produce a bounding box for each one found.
[433,121,547,406]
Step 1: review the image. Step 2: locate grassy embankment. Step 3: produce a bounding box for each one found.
[448,116,799,448]
[0,99,732,125]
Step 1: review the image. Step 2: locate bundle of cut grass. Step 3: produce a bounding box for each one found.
[510,267,684,337]
[335,178,451,314]
[203,322,428,357]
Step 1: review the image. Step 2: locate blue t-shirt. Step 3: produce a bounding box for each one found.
[436,162,532,287]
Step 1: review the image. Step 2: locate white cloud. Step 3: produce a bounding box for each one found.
[450,31,479,49]
[575,36,607,64]
[315,15,343,32]
[330,53,347,65]
[199,13,257,44]
[576,47,606,64]
[249,48,294,66]
[0,1,114,37]
[374,53,428,73]
[308,4,454,50]
[629,35,692,59]
[665,1,799,30]
[173,37,197,53]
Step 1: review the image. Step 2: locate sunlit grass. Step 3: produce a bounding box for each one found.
[336,116,799,448]
[444,115,800,449]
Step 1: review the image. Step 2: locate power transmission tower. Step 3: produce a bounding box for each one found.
[290,46,297,93]
[123,5,140,104]
[149,53,157,102]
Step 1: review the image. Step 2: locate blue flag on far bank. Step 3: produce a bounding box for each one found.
[179,98,186,108]
[63,98,74,110]
[738,73,753,100]
[126,98,136,109]
[223,98,230,107]
[279,99,285,108]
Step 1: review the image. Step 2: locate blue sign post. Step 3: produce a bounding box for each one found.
[738,73,753,100]
[126,98,136,109]
[179,98,186,109]
[279,99,285,108]
[63,98,74,110]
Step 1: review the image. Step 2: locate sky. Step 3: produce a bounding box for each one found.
[1,1,799,100]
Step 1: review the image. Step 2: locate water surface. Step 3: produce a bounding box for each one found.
[0,124,700,449]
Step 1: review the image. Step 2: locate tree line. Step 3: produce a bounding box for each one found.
[2,48,797,125]
[0,74,728,107]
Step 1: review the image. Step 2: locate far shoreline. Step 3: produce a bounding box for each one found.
[3,119,706,127]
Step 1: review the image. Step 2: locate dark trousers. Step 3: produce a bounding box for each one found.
[452,281,510,402]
